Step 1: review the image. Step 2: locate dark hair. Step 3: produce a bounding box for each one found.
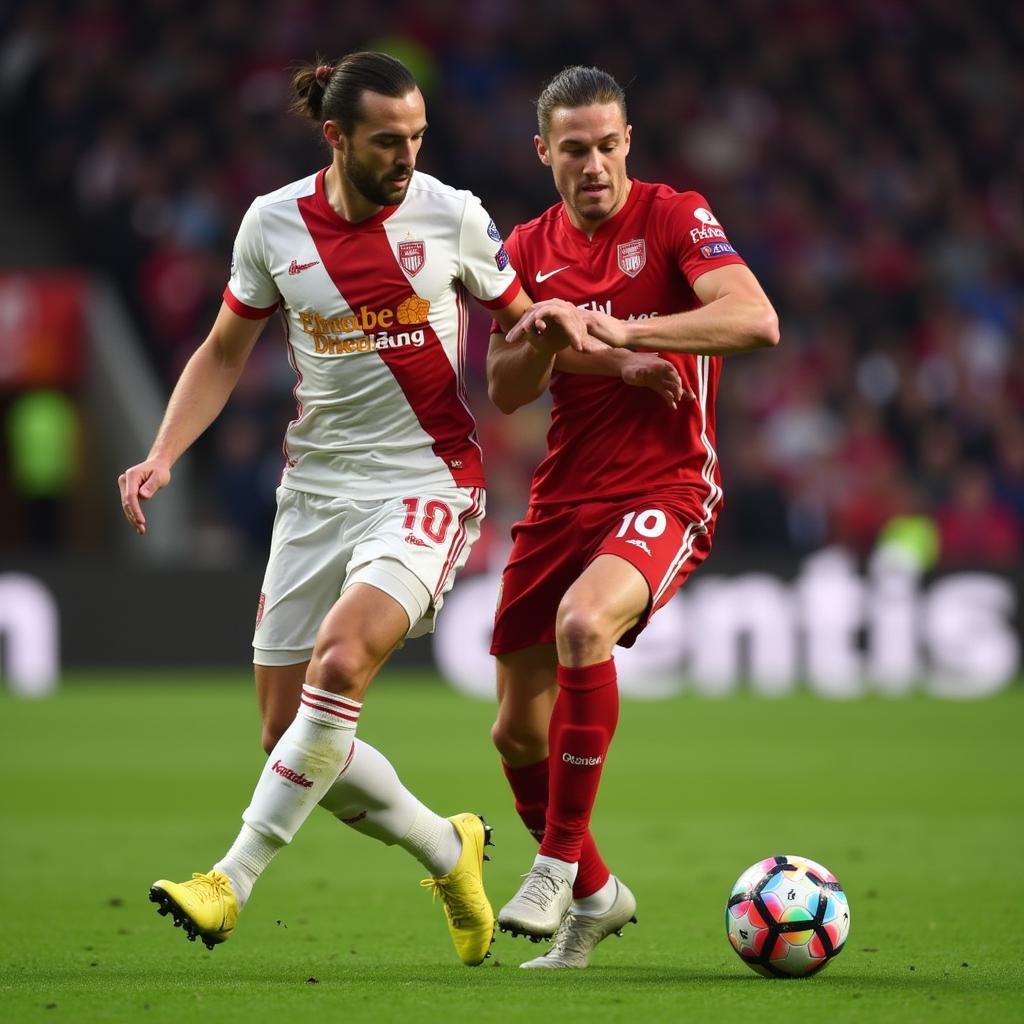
[536,66,627,139]
[291,51,417,134]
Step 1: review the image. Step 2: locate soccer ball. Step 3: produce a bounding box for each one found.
[726,855,850,978]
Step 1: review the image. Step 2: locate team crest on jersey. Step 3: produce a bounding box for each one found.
[617,238,647,278]
[398,240,425,276]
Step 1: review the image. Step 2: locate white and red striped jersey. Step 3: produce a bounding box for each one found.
[225,168,521,498]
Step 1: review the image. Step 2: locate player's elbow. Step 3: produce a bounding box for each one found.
[753,303,780,349]
[487,377,528,415]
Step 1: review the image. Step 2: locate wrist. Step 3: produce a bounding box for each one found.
[146,449,174,469]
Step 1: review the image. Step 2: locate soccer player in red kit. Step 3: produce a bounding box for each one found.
[486,67,780,968]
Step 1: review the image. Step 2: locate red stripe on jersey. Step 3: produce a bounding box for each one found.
[454,286,484,466]
[433,486,484,601]
[223,286,278,319]
[296,193,484,488]
[281,315,303,468]
[300,696,360,723]
[478,276,522,310]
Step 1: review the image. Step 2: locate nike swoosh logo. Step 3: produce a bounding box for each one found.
[535,266,570,283]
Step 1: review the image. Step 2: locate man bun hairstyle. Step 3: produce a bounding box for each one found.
[536,66,627,139]
[291,51,417,134]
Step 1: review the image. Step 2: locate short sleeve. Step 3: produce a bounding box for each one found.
[458,194,522,312]
[223,200,279,319]
[667,192,747,288]
[488,228,523,335]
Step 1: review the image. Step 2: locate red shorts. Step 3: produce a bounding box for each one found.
[490,494,715,655]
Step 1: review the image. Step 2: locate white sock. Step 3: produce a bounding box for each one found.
[215,684,361,907]
[213,823,281,910]
[534,852,578,885]
[572,874,617,917]
[318,739,461,876]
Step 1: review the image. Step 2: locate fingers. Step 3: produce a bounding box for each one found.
[118,464,165,536]
[506,312,541,345]
[119,476,145,535]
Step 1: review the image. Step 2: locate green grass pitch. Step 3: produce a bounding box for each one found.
[2,672,1022,1023]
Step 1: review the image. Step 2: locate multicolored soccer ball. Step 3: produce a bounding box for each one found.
[726,855,850,978]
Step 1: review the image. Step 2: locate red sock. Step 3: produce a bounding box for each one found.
[502,758,611,898]
[538,659,619,867]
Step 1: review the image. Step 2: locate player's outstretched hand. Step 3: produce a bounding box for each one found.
[578,307,632,349]
[118,459,171,536]
[621,353,692,410]
[506,299,593,354]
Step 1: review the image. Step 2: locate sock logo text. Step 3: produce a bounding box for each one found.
[272,759,314,788]
[562,752,603,766]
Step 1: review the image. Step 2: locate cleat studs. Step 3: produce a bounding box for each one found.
[157,907,169,916]
[483,855,490,862]
[615,930,623,937]
[630,916,638,924]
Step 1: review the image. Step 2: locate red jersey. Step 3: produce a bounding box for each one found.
[500,179,746,521]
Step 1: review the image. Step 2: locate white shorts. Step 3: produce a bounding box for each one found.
[253,485,485,666]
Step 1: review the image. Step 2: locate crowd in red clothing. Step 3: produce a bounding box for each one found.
[2,0,1021,567]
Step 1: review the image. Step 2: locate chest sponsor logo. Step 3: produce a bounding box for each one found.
[298,296,431,355]
[700,241,737,258]
[577,298,660,321]
[617,238,646,278]
[397,240,425,276]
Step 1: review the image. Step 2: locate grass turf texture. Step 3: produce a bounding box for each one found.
[2,673,1022,1024]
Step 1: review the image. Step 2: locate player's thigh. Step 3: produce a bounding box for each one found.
[493,643,558,765]
[308,580,414,700]
[253,487,357,667]
[561,501,696,646]
[345,486,485,641]
[491,504,589,656]
[557,553,652,652]
[255,661,308,753]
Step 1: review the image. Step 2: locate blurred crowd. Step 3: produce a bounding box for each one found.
[2,0,1022,568]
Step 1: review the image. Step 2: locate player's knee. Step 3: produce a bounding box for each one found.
[556,601,613,661]
[491,716,546,764]
[308,642,370,699]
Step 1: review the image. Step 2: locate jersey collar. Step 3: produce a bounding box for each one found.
[559,178,641,243]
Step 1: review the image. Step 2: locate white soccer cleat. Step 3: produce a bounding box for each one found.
[497,863,574,940]
[520,876,638,969]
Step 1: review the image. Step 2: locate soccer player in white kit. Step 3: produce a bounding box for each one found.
[117,52,563,966]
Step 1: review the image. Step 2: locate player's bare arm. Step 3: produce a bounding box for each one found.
[554,348,691,409]
[118,303,268,535]
[487,295,598,413]
[578,264,779,355]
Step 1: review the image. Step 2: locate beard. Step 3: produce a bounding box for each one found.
[344,151,412,207]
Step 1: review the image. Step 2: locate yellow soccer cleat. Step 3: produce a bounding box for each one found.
[420,813,495,966]
[149,870,239,950]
